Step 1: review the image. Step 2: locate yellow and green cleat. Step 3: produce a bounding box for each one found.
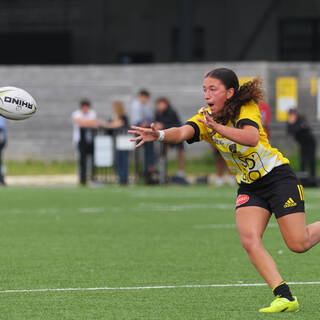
[259,296,299,313]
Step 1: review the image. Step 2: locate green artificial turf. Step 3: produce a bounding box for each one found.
[4,160,77,176]
[0,185,319,319]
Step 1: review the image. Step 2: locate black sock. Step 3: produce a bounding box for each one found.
[273,282,294,301]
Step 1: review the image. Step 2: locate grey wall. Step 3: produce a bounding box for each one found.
[1,62,319,161]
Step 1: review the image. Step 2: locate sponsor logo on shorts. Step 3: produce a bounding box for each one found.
[283,197,297,208]
[236,194,249,207]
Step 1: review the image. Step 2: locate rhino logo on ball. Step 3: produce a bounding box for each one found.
[4,96,34,110]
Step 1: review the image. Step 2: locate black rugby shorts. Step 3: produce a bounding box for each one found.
[236,165,305,219]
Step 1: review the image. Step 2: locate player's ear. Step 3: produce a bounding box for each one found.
[226,88,234,99]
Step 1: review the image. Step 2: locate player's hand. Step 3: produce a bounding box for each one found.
[95,119,108,127]
[154,122,164,130]
[128,123,159,148]
[197,108,218,131]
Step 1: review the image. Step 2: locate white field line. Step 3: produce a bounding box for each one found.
[0,281,320,294]
[194,223,278,229]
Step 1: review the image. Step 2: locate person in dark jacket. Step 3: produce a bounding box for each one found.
[154,97,186,179]
[287,109,316,177]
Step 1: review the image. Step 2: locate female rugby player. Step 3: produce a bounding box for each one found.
[129,68,320,313]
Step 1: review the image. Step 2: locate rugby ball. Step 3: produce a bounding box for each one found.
[0,86,37,120]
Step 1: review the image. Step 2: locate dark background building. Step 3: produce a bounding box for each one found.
[1,0,320,65]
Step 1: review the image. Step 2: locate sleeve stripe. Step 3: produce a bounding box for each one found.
[185,121,200,144]
[236,119,259,130]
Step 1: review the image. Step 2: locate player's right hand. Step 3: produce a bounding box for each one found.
[128,123,159,148]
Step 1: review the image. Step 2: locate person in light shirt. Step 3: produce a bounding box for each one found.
[130,89,155,183]
[72,99,105,185]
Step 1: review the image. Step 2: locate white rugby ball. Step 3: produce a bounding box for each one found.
[0,86,37,120]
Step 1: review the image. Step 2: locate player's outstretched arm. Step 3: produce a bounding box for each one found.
[129,123,195,148]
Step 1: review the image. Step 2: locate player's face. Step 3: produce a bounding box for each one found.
[203,77,234,114]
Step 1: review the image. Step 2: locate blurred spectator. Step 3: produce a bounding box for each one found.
[130,89,155,182]
[154,97,186,179]
[106,101,130,185]
[213,148,235,186]
[72,99,105,185]
[287,109,316,177]
[0,116,7,185]
[258,102,271,138]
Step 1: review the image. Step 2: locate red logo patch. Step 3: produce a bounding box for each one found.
[236,194,249,207]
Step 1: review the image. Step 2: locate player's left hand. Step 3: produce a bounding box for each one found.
[197,108,218,131]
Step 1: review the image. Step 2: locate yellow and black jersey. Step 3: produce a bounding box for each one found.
[186,101,289,184]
